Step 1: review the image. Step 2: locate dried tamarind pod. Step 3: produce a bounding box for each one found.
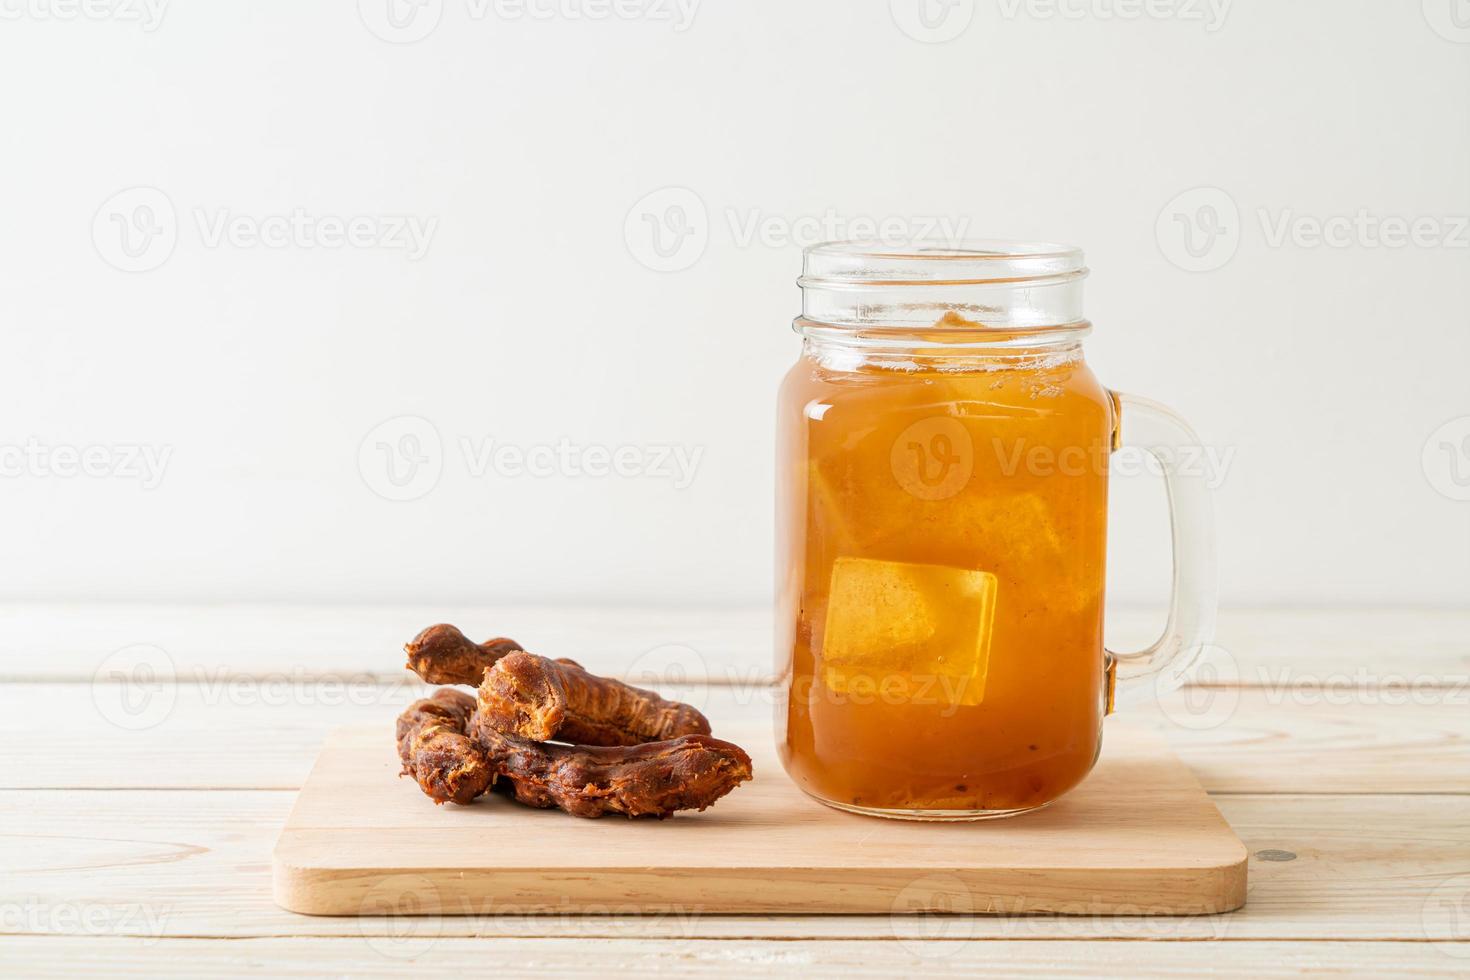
[475,723,753,819]
[403,624,526,686]
[395,689,496,805]
[477,650,712,747]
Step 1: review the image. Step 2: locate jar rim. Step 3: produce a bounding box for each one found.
[797,238,1089,335]
[800,239,1086,288]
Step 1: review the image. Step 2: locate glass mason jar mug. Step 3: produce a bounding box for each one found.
[775,241,1216,820]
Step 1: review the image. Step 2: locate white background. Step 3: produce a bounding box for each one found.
[0,0,1466,608]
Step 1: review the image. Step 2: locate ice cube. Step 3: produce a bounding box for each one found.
[863,491,1067,571]
[821,557,997,707]
[965,492,1064,566]
[806,460,862,557]
[955,492,1101,613]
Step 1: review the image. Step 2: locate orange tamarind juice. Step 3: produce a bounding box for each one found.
[775,321,1114,818]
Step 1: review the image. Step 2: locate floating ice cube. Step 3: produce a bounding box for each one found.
[821,557,997,707]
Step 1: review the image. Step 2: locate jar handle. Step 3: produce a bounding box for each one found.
[1104,390,1219,710]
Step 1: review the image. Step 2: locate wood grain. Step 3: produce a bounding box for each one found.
[4,603,1466,976]
[0,937,1465,977]
[5,682,1465,794]
[1,789,1464,940]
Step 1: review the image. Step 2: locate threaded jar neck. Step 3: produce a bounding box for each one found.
[796,240,1091,350]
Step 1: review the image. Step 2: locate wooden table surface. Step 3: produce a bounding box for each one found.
[3,604,1467,976]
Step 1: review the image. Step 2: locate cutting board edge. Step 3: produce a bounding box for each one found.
[272,858,1247,917]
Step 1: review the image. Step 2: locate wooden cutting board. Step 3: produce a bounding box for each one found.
[273,719,1247,916]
